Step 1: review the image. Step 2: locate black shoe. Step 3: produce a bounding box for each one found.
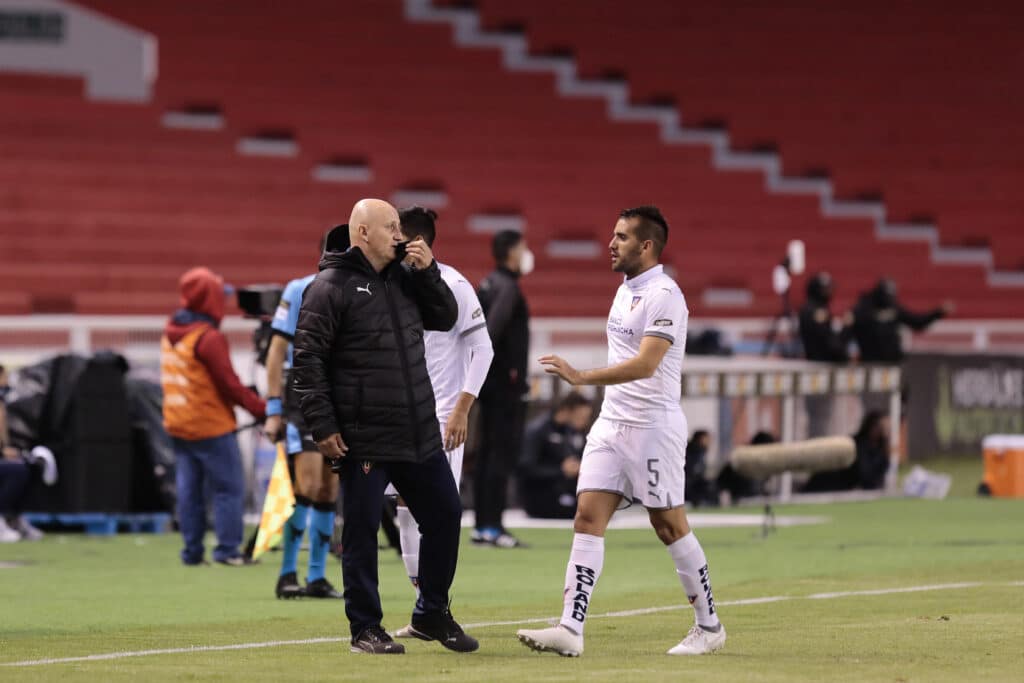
[409,608,479,653]
[305,577,343,599]
[350,626,406,654]
[276,572,305,599]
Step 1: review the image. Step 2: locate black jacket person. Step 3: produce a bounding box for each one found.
[851,278,950,363]
[472,229,532,546]
[798,272,852,363]
[292,201,478,655]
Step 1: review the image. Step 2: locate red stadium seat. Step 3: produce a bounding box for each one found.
[0,0,1019,317]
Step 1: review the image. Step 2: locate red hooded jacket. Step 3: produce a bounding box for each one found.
[163,267,266,425]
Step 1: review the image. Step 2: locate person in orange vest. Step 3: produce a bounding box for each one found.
[161,267,266,566]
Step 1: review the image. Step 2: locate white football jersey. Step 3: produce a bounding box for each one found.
[425,262,488,422]
[599,264,688,427]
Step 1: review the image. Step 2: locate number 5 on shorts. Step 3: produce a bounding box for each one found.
[647,458,660,488]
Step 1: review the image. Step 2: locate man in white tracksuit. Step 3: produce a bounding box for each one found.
[388,206,494,638]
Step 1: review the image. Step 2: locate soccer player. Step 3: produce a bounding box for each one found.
[516,206,726,657]
[264,235,343,600]
[389,206,494,636]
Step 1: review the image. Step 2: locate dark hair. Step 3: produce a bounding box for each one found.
[619,205,669,256]
[398,205,438,247]
[491,229,523,265]
[855,410,886,442]
[555,391,591,413]
[750,430,776,445]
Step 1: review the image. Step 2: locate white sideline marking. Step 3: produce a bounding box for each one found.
[5,581,1020,667]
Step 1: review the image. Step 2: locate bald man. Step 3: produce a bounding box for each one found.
[292,199,476,655]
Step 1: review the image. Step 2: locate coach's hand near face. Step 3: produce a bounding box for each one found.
[402,237,434,271]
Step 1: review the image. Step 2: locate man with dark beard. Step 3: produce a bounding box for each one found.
[517,206,726,658]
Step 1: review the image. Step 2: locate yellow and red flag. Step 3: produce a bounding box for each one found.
[252,443,295,560]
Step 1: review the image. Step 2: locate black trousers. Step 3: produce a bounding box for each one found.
[338,450,462,638]
[474,393,526,530]
[521,476,577,519]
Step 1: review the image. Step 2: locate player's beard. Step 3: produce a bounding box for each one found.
[612,249,642,276]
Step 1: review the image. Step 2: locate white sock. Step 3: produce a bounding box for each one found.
[558,533,605,635]
[396,506,421,594]
[667,532,721,630]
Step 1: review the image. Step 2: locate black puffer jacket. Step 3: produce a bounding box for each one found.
[291,236,457,463]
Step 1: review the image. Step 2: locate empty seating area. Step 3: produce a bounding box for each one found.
[0,0,1019,317]
[465,0,1024,270]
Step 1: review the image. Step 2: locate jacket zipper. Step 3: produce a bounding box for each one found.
[354,378,363,430]
[384,279,422,456]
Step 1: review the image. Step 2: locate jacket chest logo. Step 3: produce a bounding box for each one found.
[630,295,642,311]
[356,284,372,296]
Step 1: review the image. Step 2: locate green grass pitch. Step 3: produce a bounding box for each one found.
[1,463,1022,682]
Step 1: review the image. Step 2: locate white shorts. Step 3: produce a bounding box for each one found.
[385,420,465,497]
[577,415,687,510]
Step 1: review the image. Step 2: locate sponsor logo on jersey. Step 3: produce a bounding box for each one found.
[608,314,634,336]
[699,563,716,614]
[631,295,642,311]
[273,303,289,322]
[653,318,673,326]
[361,461,373,474]
[472,307,483,319]
[567,564,596,622]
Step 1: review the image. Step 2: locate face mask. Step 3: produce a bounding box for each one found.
[519,248,535,276]
[394,241,410,262]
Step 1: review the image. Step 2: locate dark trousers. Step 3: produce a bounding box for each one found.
[0,460,30,514]
[339,450,462,638]
[474,393,526,530]
[173,433,244,564]
[521,477,577,519]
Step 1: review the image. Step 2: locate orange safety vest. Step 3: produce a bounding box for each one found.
[160,325,237,440]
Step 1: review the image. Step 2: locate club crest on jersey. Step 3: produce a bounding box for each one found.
[630,295,642,311]
[361,461,372,474]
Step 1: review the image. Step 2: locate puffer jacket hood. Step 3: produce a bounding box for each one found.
[318,223,352,271]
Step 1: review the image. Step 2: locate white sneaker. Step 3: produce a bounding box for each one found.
[516,625,583,657]
[30,446,58,486]
[11,516,43,541]
[667,624,726,655]
[0,517,21,543]
[392,624,414,638]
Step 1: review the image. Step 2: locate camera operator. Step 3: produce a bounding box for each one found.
[852,278,953,363]
[798,272,853,436]
[160,267,265,567]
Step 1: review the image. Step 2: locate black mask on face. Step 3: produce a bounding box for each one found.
[872,278,897,308]
[393,241,410,262]
[807,272,833,305]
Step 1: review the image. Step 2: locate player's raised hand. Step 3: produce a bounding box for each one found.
[539,354,583,385]
[403,237,434,271]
